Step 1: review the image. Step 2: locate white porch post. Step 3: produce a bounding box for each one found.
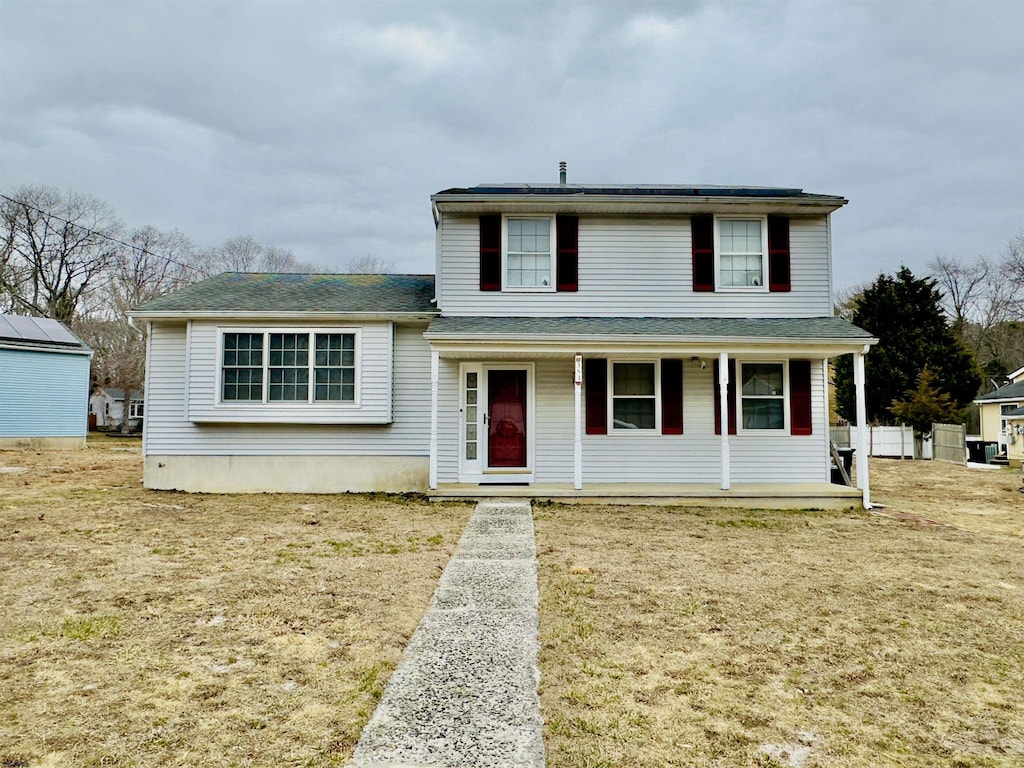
[854,348,871,509]
[429,348,439,490]
[822,358,831,482]
[719,352,731,491]
[573,353,583,490]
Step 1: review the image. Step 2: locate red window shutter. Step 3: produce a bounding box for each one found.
[790,360,813,435]
[713,359,737,435]
[556,215,578,292]
[661,358,684,434]
[691,214,715,292]
[479,215,501,291]
[768,216,791,292]
[585,358,607,435]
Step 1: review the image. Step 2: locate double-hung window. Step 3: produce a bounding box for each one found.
[611,362,658,431]
[220,330,357,404]
[739,362,786,430]
[717,217,768,289]
[504,216,554,290]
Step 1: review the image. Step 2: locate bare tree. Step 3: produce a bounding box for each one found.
[106,226,197,314]
[0,186,122,323]
[196,235,321,276]
[344,253,395,274]
[928,254,994,334]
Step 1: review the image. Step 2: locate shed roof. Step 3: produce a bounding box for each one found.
[0,314,88,350]
[132,273,437,318]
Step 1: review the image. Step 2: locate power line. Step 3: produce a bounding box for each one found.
[0,191,207,278]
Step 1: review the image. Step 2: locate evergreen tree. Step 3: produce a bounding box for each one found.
[889,367,960,436]
[835,267,981,424]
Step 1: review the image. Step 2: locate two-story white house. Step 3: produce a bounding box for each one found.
[132,174,876,508]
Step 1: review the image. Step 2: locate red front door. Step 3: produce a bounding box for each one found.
[487,369,527,468]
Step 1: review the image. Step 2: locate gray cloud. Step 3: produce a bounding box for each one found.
[2,0,1021,288]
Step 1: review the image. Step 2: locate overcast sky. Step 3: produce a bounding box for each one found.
[2,0,1021,290]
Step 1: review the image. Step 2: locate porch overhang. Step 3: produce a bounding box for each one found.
[424,316,876,358]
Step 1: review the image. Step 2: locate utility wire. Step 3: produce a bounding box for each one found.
[0,191,208,278]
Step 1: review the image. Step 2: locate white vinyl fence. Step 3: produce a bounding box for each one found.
[830,425,917,458]
[831,423,966,462]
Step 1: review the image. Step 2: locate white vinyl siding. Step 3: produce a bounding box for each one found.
[437,215,832,317]
[435,356,828,484]
[144,322,431,456]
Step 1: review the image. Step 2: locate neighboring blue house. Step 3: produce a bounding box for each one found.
[0,314,92,449]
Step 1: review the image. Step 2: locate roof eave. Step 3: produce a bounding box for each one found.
[130,310,438,322]
[431,193,848,216]
[0,340,93,355]
[424,331,876,348]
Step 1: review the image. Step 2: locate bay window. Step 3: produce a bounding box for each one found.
[220,330,357,404]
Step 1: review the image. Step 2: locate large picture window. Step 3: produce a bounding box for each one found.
[611,362,657,430]
[220,330,357,404]
[740,362,785,430]
[717,217,767,289]
[505,216,554,290]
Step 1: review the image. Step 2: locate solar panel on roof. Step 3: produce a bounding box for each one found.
[0,314,84,347]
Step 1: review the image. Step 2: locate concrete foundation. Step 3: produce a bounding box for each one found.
[0,436,86,450]
[144,454,429,493]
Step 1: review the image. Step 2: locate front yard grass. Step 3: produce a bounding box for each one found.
[0,441,472,767]
[536,459,1024,767]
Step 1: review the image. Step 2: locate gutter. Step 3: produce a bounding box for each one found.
[129,311,440,323]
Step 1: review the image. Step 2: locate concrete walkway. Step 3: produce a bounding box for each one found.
[348,500,545,768]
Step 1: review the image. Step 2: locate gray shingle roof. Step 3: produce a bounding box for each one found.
[425,316,874,341]
[133,273,437,315]
[975,380,1024,402]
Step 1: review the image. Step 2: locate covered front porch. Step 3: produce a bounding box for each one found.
[424,316,876,509]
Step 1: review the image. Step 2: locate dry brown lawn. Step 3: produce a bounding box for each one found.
[0,438,472,768]
[536,458,1024,768]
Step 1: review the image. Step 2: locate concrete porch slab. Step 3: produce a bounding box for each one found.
[430,482,863,510]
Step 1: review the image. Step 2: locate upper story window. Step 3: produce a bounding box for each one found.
[221,330,357,405]
[717,217,768,290]
[505,216,555,290]
[692,214,789,293]
[479,214,577,292]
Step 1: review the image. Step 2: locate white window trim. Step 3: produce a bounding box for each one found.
[502,214,556,293]
[736,359,789,433]
[607,359,661,433]
[129,400,144,419]
[215,327,362,407]
[714,215,769,293]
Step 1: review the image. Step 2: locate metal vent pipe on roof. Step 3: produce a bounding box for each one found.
[559,161,567,187]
